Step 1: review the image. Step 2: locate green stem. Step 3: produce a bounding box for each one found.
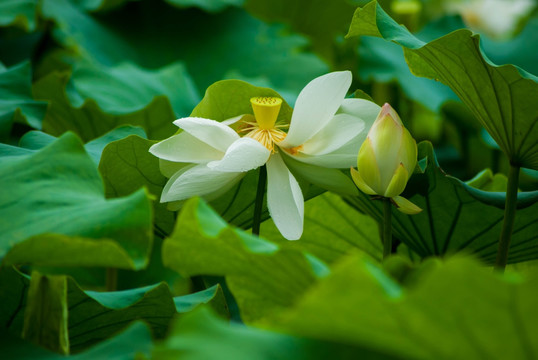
[252,165,267,236]
[494,164,520,271]
[106,268,117,291]
[383,197,393,259]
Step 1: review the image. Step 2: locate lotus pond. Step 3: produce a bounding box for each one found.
[1,0,538,359]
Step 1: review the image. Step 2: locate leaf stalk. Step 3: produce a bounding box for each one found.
[494,164,520,271]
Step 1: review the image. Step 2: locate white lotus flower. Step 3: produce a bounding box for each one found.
[149,117,270,204]
[150,71,378,240]
[276,71,380,169]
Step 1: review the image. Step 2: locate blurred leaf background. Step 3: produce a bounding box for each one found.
[1,0,538,359]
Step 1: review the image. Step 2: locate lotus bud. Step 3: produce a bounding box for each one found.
[351,103,422,214]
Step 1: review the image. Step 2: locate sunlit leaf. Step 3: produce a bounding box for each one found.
[153,306,383,360]
[272,254,538,360]
[162,197,324,323]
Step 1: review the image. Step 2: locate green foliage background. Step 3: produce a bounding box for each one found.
[1,0,537,359]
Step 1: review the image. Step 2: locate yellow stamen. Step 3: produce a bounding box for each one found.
[250,97,282,130]
[245,128,287,152]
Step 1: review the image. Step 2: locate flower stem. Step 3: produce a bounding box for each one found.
[383,197,392,259]
[494,164,520,272]
[252,165,267,236]
[106,268,117,291]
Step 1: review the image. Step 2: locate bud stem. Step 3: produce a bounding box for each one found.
[382,197,393,259]
[494,164,520,272]
[252,165,267,236]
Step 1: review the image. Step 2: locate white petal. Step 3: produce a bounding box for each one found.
[149,132,224,163]
[161,164,241,202]
[207,137,270,172]
[164,175,242,212]
[288,151,356,169]
[286,138,363,169]
[280,71,352,148]
[300,113,365,155]
[266,153,304,240]
[222,114,248,126]
[338,98,381,125]
[281,152,358,195]
[173,117,239,152]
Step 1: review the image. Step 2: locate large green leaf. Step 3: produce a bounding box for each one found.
[0,267,226,353]
[347,1,538,170]
[153,306,387,360]
[272,254,538,360]
[14,126,147,165]
[346,141,538,264]
[0,61,47,138]
[189,78,293,122]
[69,282,226,352]
[66,282,174,352]
[67,60,200,117]
[162,197,324,323]
[98,134,175,235]
[33,71,176,141]
[0,132,153,270]
[97,134,185,289]
[261,192,382,264]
